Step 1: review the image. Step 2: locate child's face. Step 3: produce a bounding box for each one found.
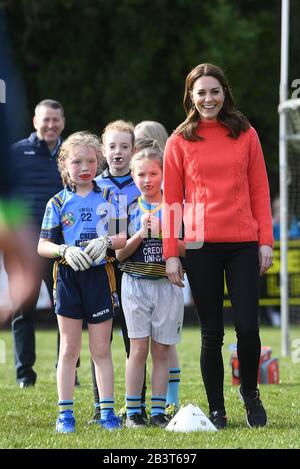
[102,130,133,176]
[132,159,162,200]
[66,145,98,188]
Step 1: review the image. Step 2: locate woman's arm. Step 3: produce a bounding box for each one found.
[165,256,185,287]
[178,240,186,258]
[247,127,273,247]
[259,244,273,275]
[162,136,184,259]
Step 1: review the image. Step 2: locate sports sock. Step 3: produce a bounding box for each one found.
[166,367,181,406]
[100,398,114,420]
[151,395,166,416]
[126,395,141,417]
[58,400,73,414]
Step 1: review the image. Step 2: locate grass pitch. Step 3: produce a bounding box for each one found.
[0,324,300,449]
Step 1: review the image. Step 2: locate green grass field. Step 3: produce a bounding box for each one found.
[0,325,300,449]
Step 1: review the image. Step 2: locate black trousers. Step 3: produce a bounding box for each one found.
[185,242,261,412]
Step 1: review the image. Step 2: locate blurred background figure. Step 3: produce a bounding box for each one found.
[0,11,38,325]
[271,194,300,241]
[0,104,39,324]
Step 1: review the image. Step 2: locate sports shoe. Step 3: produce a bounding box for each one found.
[99,410,122,431]
[165,404,179,420]
[17,370,37,388]
[118,406,148,424]
[55,410,76,433]
[149,413,170,428]
[18,378,35,389]
[88,407,101,424]
[239,386,267,428]
[209,409,227,430]
[125,413,147,428]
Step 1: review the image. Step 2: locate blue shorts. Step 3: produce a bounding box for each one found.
[53,261,119,324]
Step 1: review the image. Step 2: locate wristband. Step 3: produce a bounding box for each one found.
[58,244,68,258]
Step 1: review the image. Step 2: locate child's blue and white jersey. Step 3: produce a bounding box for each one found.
[119,195,166,279]
[40,182,120,265]
[95,169,140,219]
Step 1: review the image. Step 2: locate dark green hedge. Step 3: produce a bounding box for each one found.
[3,0,300,192]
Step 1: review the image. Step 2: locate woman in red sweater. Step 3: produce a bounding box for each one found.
[162,63,273,430]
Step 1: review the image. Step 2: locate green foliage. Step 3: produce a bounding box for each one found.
[0,326,300,448]
[4,0,300,182]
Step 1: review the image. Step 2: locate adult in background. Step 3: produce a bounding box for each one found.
[162,63,273,429]
[4,99,65,387]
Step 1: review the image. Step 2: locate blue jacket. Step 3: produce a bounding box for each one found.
[12,132,63,227]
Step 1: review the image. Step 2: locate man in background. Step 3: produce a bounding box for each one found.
[4,99,65,387]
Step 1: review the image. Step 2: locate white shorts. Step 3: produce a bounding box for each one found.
[121,273,184,345]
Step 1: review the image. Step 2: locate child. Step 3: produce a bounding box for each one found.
[134,121,183,418]
[89,120,144,423]
[116,147,185,428]
[37,131,126,433]
[134,121,169,151]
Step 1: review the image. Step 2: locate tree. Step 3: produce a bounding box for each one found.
[4,0,299,190]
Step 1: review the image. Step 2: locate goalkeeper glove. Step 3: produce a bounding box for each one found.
[59,245,93,271]
[81,235,112,264]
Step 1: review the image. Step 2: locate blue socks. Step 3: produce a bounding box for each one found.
[58,400,73,414]
[166,367,181,406]
[100,398,114,420]
[151,395,166,416]
[126,395,141,417]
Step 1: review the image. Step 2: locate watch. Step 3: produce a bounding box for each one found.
[58,244,68,258]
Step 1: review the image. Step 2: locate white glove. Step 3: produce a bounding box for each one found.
[64,246,93,271]
[81,236,112,264]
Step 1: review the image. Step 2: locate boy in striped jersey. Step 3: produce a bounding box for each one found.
[116,148,185,428]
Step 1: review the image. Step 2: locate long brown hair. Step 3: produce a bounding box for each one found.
[175,63,250,141]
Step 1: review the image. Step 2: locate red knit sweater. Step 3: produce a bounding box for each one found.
[162,120,273,259]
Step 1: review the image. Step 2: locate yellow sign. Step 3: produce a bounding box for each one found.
[224,240,300,306]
